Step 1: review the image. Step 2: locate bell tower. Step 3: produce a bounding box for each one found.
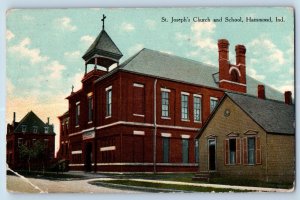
[82,14,123,74]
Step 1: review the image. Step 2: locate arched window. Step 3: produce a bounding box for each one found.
[231,70,239,82]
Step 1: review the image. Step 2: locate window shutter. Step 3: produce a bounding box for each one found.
[236,138,241,164]
[256,136,261,164]
[224,139,229,165]
[243,137,248,165]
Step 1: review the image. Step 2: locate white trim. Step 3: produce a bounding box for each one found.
[61,141,64,144]
[96,162,198,167]
[219,79,246,86]
[161,133,171,137]
[133,131,145,136]
[105,115,111,119]
[210,97,218,101]
[181,119,190,122]
[87,92,93,97]
[71,150,82,155]
[100,146,116,151]
[229,66,242,76]
[76,101,80,105]
[161,116,171,120]
[69,121,199,137]
[105,85,112,91]
[160,88,170,92]
[181,134,191,139]
[69,164,84,167]
[193,94,202,98]
[133,83,144,88]
[133,114,145,117]
[181,91,190,96]
[75,125,79,128]
[88,121,93,124]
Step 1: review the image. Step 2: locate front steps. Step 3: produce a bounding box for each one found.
[192,171,219,182]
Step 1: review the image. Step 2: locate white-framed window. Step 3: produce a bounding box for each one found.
[162,137,170,163]
[161,89,170,117]
[18,138,23,147]
[224,137,241,165]
[21,125,26,133]
[193,94,202,122]
[44,127,49,134]
[195,140,199,163]
[210,97,218,113]
[181,93,189,120]
[247,137,256,165]
[182,138,189,163]
[106,86,112,117]
[75,102,80,126]
[88,96,93,122]
[33,126,38,133]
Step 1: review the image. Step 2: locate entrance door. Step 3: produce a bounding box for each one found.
[208,139,216,171]
[84,143,92,172]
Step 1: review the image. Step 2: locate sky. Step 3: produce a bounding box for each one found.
[6,7,294,153]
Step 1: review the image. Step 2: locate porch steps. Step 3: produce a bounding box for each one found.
[192,171,218,182]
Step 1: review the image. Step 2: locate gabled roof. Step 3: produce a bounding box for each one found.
[226,92,295,135]
[110,48,283,101]
[82,30,123,62]
[14,111,54,134]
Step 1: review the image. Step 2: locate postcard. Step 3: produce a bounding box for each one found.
[6,7,294,193]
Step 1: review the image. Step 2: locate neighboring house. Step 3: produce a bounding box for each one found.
[6,111,55,170]
[57,111,69,160]
[196,88,295,183]
[58,16,284,172]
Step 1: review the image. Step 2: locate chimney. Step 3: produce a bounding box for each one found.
[47,117,50,124]
[235,44,246,66]
[13,112,16,123]
[218,39,230,82]
[284,91,292,105]
[258,85,265,99]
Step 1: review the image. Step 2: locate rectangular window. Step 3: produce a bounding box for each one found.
[161,91,169,117]
[21,125,26,133]
[229,139,236,164]
[162,137,169,163]
[194,95,202,122]
[88,96,93,122]
[44,127,49,134]
[248,137,256,165]
[106,88,112,117]
[195,140,199,163]
[182,139,189,163]
[210,97,218,113]
[33,126,38,133]
[181,94,189,120]
[75,102,80,126]
[133,83,145,115]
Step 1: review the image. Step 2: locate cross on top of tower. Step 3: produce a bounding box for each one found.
[101,14,106,30]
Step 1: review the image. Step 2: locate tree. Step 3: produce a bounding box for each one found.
[19,140,46,172]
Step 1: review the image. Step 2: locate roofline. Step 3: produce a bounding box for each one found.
[266,132,295,136]
[195,94,227,139]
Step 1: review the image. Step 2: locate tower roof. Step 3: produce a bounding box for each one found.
[82,29,123,67]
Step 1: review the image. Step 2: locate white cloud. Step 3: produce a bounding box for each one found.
[247,68,265,81]
[56,17,77,31]
[64,51,80,59]
[128,43,144,55]
[8,38,49,64]
[46,60,66,79]
[191,22,217,50]
[6,30,15,41]
[248,37,285,70]
[161,50,173,55]
[6,78,15,95]
[80,35,95,46]
[121,22,135,32]
[71,72,83,91]
[145,19,156,30]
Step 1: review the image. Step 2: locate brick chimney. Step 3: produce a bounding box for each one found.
[257,85,265,99]
[47,117,50,124]
[13,112,16,123]
[284,91,292,105]
[235,44,246,85]
[218,39,230,82]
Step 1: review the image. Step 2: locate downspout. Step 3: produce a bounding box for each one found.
[153,79,157,173]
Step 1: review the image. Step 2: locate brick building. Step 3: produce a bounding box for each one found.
[6,111,55,170]
[57,17,284,172]
[195,90,295,183]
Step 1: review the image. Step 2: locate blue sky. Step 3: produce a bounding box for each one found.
[6,8,294,151]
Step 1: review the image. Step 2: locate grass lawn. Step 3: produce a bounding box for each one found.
[90,179,246,193]
[7,170,85,180]
[102,173,293,189]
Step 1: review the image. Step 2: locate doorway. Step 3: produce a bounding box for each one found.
[208,139,216,171]
[84,142,92,172]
